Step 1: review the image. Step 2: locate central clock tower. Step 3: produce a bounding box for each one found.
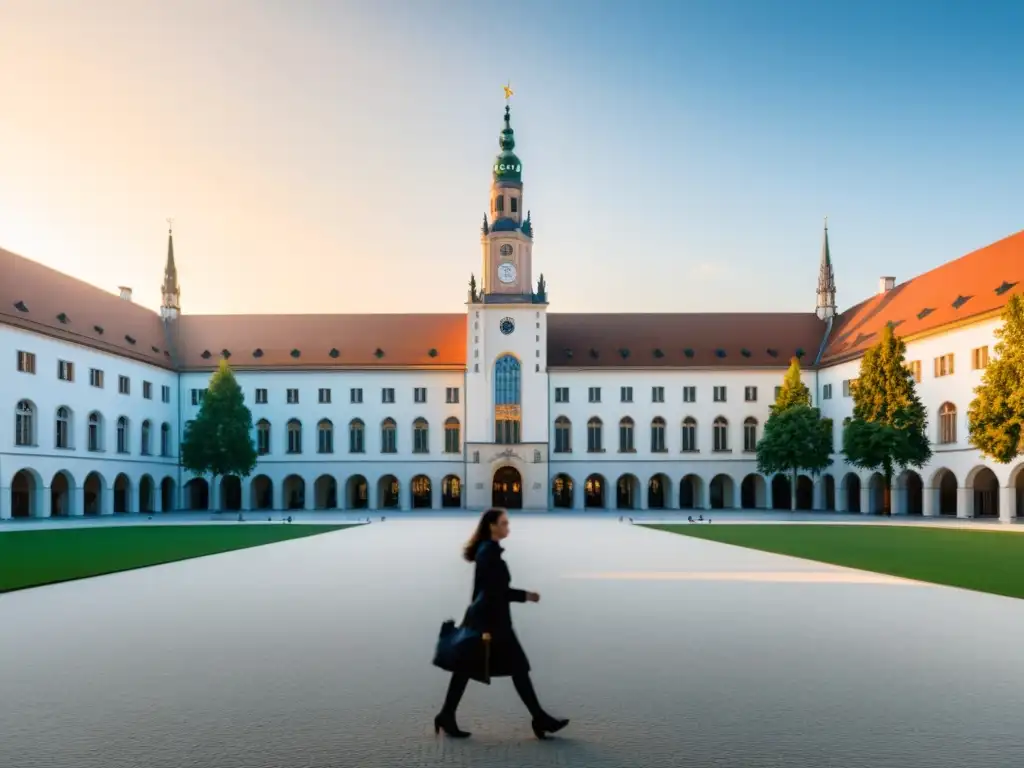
[465,102,550,511]
[481,105,535,300]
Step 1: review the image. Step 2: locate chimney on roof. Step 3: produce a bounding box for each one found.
[878,276,895,294]
[118,286,133,302]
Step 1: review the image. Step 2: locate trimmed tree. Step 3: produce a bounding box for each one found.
[842,323,931,513]
[180,360,258,508]
[968,294,1024,463]
[756,405,834,510]
[772,356,812,414]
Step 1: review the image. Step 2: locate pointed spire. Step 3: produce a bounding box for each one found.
[481,214,489,235]
[816,217,837,319]
[161,219,181,318]
[492,105,522,182]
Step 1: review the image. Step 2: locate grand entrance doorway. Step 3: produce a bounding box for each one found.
[492,466,523,509]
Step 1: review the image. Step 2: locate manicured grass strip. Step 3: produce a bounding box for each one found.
[647,524,1024,600]
[0,524,351,593]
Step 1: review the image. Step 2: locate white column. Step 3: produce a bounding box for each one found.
[71,486,85,516]
[813,479,826,511]
[923,487,937,517]
[101,486,115,515]
[699,480,710,510]
[208,477,220,512]
[957,487,973,519]
[860,485,872,514]
[240,480,252,512]
[305,480,316,511]
[999,486,1015,523]
[892,486,906,516]
[37,486,52,518]
[0,486,11,519]
[153,485,163,513]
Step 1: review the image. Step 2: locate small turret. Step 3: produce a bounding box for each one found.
[161,221,181,320]
[815,217,837,320]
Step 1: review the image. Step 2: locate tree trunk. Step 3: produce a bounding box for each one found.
[791,467,798,511]
[210,474,218,513]
[883,470,892,516]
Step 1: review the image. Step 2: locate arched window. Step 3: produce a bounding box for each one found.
[349,418,365,453]
[651,417,666,452]
[88,412,103,452]
[287,419,302,454]
[55,406,71,449]
[381,418,397,453]
[494,355,521,444]
[743,417,758,452]
[713,416,729,452]
[160,422,171,456]
[938,402,957,444]
[15,400,35,446]
[317,419,334,454]
[256,419,271,455]
[140,419,151,455]
[117,416,129,454]
[444,417,461,453]
[681,417,697,452]
[554,416,572,453]
[587,417,603,453]
[413,418,429,453]
[619,417,635,452]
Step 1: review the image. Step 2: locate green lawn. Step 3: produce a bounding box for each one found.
[647,523,1024,599]
[0,524,351,593]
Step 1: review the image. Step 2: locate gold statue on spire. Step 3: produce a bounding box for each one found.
[503,82,514,100]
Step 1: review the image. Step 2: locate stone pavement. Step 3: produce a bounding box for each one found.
[1,515,1022,768]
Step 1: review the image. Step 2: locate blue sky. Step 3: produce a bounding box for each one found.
[1,0,1021,314]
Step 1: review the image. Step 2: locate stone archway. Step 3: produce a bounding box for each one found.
[411,475,432,509]
[648,474,670,509]
[10,469,40,518]
[84,472,104,515]
[184,478,209,510]
[709,474,734,509]
[821,474,836,511]
[250,475,273,510]
[795,476,814,511]
[442,475,462,508]
[160,476,175,513]
[679,474,702,509]
[552,474,573,509]
[868,473,886,514]
[377,475,399,509]
[139,475,155,514]
[314,475,338,509]
[898,470,924,516]
[347,475,369,509]
[584,474,605,508]
[971,467,1000,518]
[221,476,242,511]
[843,473,861,513]
[50,470,74,517]
[492,466,522,509]
[771,475,791,509]
[741,474,767,509]
[283,475,306,510]
[616,474,640,510]
[934,469,958,516]
[113,473,132,514]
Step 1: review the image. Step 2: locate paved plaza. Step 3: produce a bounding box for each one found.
[2,514,1023,768]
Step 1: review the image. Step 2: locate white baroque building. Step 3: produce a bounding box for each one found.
[2,105,1023,521]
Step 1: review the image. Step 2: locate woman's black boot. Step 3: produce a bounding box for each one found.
[531,714,570,740]
[434,712,471,738]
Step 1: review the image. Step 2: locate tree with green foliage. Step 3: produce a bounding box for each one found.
[180,360,258,507]
[771,357,812,414]
[968,294,1024,463]
[842,324,931,513]
[756,405,834,510]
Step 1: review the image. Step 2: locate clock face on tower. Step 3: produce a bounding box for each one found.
[499,244,513,257]
[500,317,515,335]
[497,262,517,284]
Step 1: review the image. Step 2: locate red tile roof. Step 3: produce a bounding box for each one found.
[0,246,174,369]
[822,228,1024,364]
[175,314,467,370]
[547,313,826,368]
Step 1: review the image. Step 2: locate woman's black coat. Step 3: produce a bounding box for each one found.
[462,539,531,678]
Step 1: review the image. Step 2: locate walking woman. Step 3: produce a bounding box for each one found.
[434,508,569,740]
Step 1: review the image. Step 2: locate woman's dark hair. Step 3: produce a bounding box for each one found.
[463,507,506,562]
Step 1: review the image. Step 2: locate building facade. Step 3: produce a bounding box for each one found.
[2,105,1023,521]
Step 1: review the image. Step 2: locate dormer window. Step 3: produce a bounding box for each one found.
[766,348,778,358]
[589,348,599,359]
[221,349,231,359]
[683,348,694,358]
[917,308,933,320]
[200,350,211,359]
[952,295,971,310]
[653,348,664,358]
[329,348,340,358]
[125,335,136,345]
[14,301,28,312]
[374,348,385,358]
[290,349,301,358]
[56,312,70,324]
[94,325,104,334]
[715,349,726,358]
[995,280,1017,296]
[618,348,630,359]
[253,348,264,358]
[740,348,751,358]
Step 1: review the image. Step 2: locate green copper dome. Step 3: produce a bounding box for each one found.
[492,105,522,183]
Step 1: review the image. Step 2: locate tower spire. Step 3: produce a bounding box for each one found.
[161,219,180,319]
[815,216,837,319]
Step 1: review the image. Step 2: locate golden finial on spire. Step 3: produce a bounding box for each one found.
[166,217,175,234]
[503,81,514,100]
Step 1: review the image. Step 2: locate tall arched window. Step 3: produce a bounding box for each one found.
[318,419,334,453]
[256,419,271,455]
[619,417,635,452]
[15,400,35,446]
[681,417,697,452]
[160,422,171,456]
[413,418,429,453]
[381,418,397,453]
[116,416,129,454]
[349,418,365,453]
[444,417,461,453]
[287,419,302,454]
[554,416,572,453]
[587,417,603,452]
[650,417,666,452]
[743,417,758,452]
[494,355,521,444]
[55,406,71,449]
[713,416,729,452]
[140,419,151,455]
[938,402,957,444]
[88,412,103,452]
